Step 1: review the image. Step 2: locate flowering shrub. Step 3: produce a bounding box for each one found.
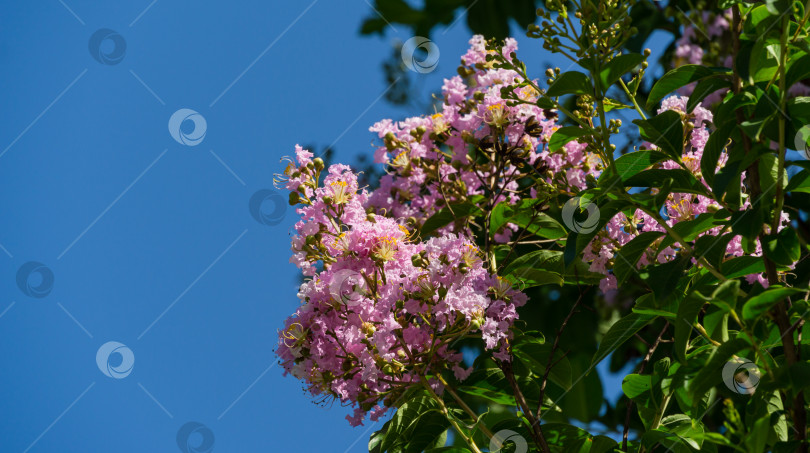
[277,145,527,426]
[277,1,810,452]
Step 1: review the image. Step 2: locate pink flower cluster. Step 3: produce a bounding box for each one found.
[367,36,602,242]
[277,145,526,426]
[584,96,787,294]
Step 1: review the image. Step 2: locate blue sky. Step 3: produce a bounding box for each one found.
[0,2,672,452]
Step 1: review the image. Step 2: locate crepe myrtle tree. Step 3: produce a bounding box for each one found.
[275,0,810,451]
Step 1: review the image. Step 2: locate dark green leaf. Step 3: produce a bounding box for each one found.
[643,255,690,302]
[546,71,593,97]
[506,268,564,288]
[786,170,810,193]
[622,373,652,399]
[720,256,766,280]
[457,385,516,406]
[633,111,685,161]
[592,312,656,366]
[513,341,573,390]
[421,202,482,237]
[675,292,709,363]
[693,233,735,269]
[601,53,646,89]
[730,208,765,242]
[701,123,734,186]
[647,65,728,109]
[658,211,728,252]
[761,228,800,266]
[711,279,741,312]
[687,77,732,112]
[786,54,810,89]
[623,169,705,194]
[742,286,804,322]
[689,338,750,400]
[490,200,567,240]
[381,392,441,452]
[614,231,665,284]
[750,38,781,83]
[611,149,670,180]
[549,126,593,152]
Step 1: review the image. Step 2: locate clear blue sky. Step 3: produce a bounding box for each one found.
[0,2,671,451]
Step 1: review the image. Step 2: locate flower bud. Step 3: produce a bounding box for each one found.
[313,157,325,171]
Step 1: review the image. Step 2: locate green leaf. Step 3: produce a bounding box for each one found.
[521,213,567,239]
[660,414,705,450]
[715,91,757,128]
[730,208,765,242]
[761,228,800,266]
[786,54,810,89]
[658,211,728,252]
[759,153,788,198]
[512,342,573,390]
[750,38,781,83]
[633,110,685,161]
[601,53,646,89]
[742,286,804,323]
[675,292,709,363]
[786,170,810,193]
[622,373,652,399]
[501,250,560,276]
[693,233,735,269]
[614,231,665,284]
[457,385,516,406]
[711,279,741,312]
[765,0,790,17]
[549,126,593,152]
[701,123,734,186]
[643,255,689,302]
[689,338,750,400]
[611,149,670,180]
[703,304,730,343]
[623,169,705,194]
[506,268,564,288]
[546,71,593,97]
[632,292,678,318]
[720,256,766,280]
[746,4,780,32]
[592,312,656,366]
[501,249,603,286]
[647,65,728,109]
[462,366,540,408]
[541,423,592,448]
[401,411,450,452]
[381,392,443,452]
[369,419,392,453]
[421,202,482,237]
[687,77,732,112]
[490,200,567,240]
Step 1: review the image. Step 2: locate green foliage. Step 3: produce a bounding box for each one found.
[356,1,810,452]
